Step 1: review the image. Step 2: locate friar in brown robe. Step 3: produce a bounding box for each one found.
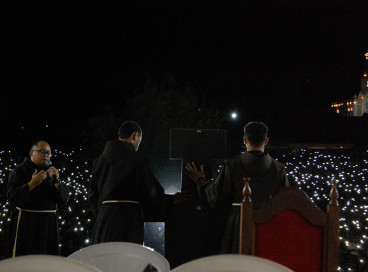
[6,141,69,257]
[89,121,166,245]
[186,121,289,253]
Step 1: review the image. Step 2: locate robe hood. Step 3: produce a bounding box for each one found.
[240,151,273,177]
[23,157,51,171]
[102,140,135,164]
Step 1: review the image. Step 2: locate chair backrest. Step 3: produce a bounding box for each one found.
[239,179,340,272]
[68,242,170,272]
[0,254,102,272]
[170,254,294,272]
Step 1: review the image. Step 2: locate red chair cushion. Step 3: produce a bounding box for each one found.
[255,209,323,272]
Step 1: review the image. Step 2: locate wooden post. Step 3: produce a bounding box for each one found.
[326,180,340,272]
[239,177,255,255]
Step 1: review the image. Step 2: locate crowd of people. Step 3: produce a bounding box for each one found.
[278,148,368,271]
[0,121,367,271]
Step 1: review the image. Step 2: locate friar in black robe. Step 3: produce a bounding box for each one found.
[89,121,166,245]
[186,122,289,253]
[6,141,69,257]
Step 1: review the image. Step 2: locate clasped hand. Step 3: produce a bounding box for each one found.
[30,167,60,188]
[47,166,60,180]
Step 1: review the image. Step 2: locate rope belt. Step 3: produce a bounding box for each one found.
[102,200,141,205]
[16,207,57,213]
[13,207,57,257]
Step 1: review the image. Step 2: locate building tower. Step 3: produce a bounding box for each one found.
[332,52,368,117]
[352,53,368,116]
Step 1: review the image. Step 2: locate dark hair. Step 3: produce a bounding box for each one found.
[243,122,268,147]
[30,140,50,151]
[118,121,142,139]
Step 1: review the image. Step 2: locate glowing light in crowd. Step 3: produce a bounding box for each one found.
[0,148,367,270]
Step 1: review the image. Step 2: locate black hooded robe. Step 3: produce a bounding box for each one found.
[197,151,289,253]
[6,157,69,257]
[88,140,165,245]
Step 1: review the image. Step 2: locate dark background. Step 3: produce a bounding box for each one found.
[1,0,368,153]
[1,3,368,269]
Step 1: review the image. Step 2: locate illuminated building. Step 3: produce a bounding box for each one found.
[331,53,368,117]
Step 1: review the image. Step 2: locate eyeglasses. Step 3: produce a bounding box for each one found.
[32,149,52,156]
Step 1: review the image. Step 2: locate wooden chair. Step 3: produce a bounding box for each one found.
[239,178,340,272]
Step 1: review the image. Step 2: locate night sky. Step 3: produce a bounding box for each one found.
[1,3,368,269]
[1,0,368,147]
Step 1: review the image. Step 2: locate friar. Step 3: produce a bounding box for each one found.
[89,121,167,245]
[6,140,69,257]
[186,121,289,253]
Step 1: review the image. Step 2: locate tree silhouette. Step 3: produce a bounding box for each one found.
[82,73,224,169]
